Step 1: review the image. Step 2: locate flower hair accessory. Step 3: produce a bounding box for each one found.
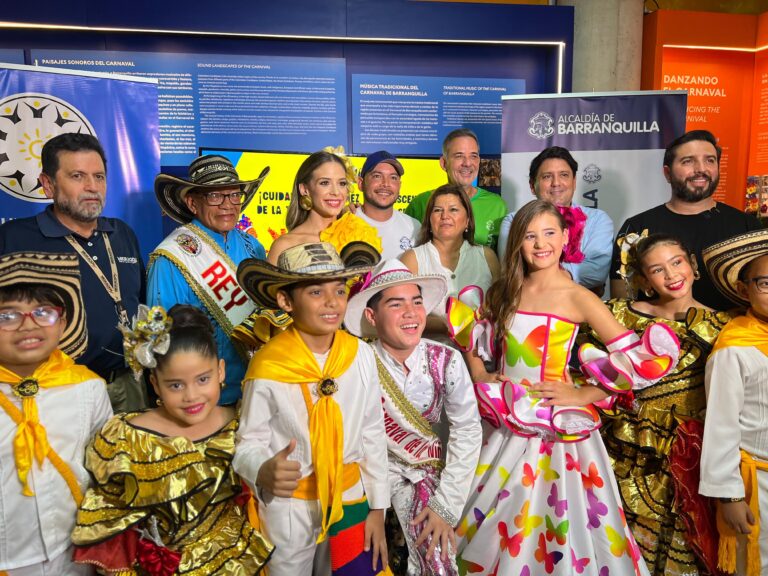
[322,145,358,183]
[616,229,649,298]
[557,205,587,263]
[119,305,173,380]
[347,270,373,300]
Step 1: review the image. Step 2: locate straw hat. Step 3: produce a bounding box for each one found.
[702,229,768,306]
[237,241,380,309]
[0,252,87,358]
[344,259,447,338]
[154,155,269,224]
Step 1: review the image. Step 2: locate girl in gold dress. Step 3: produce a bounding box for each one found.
[584,233,731,575]
[71,304,273,575]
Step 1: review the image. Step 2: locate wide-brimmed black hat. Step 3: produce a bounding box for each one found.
[237,242,380,309]
[154,155,270,224]
[703,229,768,306]
[0,252,87,358]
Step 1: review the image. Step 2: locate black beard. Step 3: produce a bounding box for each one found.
[362,190,396,211]
[670,173,719,202]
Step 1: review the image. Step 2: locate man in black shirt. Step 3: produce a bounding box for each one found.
[0,133,145,410]
[610,130,762,310]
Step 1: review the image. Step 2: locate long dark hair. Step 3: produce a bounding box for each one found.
[485,199,565,331]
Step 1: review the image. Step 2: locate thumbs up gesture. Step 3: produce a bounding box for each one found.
[257,439,302,497]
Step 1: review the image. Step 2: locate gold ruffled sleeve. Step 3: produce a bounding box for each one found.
[73,413,273,574]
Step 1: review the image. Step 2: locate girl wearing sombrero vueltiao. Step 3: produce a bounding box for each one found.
[699,229,768,576]
[267,147,382,263]
[233,241,392,576]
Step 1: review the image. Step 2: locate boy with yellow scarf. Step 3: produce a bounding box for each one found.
[0,252,112,575]
[700,230,768,576]
[234,242,391,576]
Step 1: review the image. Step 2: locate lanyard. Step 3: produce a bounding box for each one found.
[64,233,129,327]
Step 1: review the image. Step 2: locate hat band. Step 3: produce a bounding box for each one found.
[293,262,347,274]
[366,269,414,289]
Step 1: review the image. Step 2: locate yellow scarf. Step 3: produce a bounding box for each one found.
[246,326,358,542]
[717,450,768,575]
[711,311,768,357]
[0,349,99,503]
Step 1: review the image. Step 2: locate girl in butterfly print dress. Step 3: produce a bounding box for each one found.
[452,200,677,576]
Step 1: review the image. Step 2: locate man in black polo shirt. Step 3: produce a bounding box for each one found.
[610,129,763,310]
[0,133,145,410]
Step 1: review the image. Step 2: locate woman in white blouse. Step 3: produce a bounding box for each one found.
[400,183,499,343]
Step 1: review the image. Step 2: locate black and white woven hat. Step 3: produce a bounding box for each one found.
[0,252,87,358]
[154,155,269,223]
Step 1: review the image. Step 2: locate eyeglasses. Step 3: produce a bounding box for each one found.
[749,276,768,294]
[196,191,246,206]
[0,306,64,331]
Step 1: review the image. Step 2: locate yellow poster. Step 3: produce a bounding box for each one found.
[210,150,449,252]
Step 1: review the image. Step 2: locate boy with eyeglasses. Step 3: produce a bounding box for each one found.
[700,229,768,575]
[0,252,112,575]
[148,155,271,404]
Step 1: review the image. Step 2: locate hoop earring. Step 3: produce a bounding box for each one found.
[643,288,655,298]
[156,398,163,406]
[693,269,701,280]
[299,195,313,211]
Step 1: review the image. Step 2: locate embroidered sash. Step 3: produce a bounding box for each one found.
[149,224,253,339]
[374,351,444,469]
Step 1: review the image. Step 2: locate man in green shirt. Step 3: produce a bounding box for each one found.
[404,128,508,249]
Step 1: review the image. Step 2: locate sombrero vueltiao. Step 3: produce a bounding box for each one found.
[344,259,447,338]
[237,241,381,310]
[702,229,768,307]
[154,155,270,224]
[0,252,87,358]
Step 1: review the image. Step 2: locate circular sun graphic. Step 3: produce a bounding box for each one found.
[0,93,97,202]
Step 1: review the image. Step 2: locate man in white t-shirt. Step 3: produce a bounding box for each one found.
[356,150,421,259]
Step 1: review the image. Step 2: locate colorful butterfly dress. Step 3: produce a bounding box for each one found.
[456,311,651,576]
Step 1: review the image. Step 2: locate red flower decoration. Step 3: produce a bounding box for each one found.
[557,205,587,263]
[347,271,373,299]
[136,537,181,576]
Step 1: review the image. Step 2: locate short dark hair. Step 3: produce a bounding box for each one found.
[528,146,578,185]
[663,130,721,168]
[41,133,107,177]
[0,284,68,317]
[365,284,423,311]
[417,183,476,246]
[442,128,479,157]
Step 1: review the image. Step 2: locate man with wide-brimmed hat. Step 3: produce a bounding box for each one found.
[0,251,112,574]
[344,259,481,576]
[147,154,270,404]
[233,241,391,576]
